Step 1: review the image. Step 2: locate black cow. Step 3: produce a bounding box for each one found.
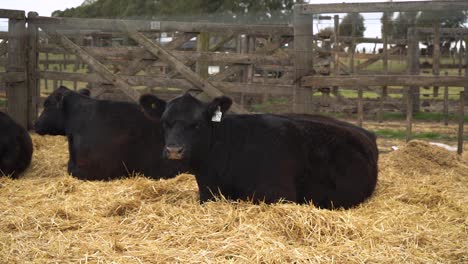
[139,93,378,209]
[34,86,186,181]
[0,111,33,178]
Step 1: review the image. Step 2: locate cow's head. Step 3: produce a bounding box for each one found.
[34,86,74,135]
[139,93,232,161]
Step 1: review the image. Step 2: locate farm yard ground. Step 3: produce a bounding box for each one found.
[0,122,467,263]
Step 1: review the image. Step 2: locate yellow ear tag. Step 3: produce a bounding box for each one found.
[151,103,156,109]
[211,106,222,122]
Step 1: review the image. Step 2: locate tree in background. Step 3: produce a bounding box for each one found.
[339,13,366,46]
[52,0,305,23]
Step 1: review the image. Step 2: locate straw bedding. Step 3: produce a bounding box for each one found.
[0,134,466,263]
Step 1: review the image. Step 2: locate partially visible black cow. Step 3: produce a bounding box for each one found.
[0,111,33,178]
[34,86,186,181]
[139,93,378,209]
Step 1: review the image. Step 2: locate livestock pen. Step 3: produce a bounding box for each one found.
[0,1,467,262]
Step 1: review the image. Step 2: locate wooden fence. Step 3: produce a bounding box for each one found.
[0,1,467,153]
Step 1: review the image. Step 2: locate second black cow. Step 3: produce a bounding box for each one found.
[140,93,378,209]
[34,86,186,180]
[0,111,33,178]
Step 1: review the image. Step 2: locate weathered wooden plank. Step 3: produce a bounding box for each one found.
[0,9,25,19]
[457,91,464,155]
[0,41,7,56]
[209,33,234,52]
[0,72,25,83]
[121,25,248,113]
[27,12,40,128]
[293,5,313,114]
[405,89,413,142]
[302,75,468,87]
[39,71,294,95]
[31,16,293,36]
[432,22,441,97]
[356,46,400,71]
[6,18,28,128]
[407,27,420,112]
[42,29,141,102]
[299,1,468,14]
[38,44,292,65]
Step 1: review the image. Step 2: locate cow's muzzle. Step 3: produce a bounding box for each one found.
[164,145,185,160]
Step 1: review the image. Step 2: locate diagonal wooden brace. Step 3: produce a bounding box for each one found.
[41,27,140,102]
[119,22,248,114]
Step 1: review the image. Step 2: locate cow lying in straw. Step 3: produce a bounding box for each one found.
[139,93,378,209]
[34,86,187,181]
[0,111,33,178]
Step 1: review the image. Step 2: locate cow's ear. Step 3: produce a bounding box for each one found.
[139,94,166,122]
[78,88,91,97]
[206,96,232,122]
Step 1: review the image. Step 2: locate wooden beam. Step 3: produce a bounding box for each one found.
[0,9,25,19]
[31,16,293,36]
[38,44,292,65]
[6,17,28,128]
[293,5,313,114]
[42,29,141,102]
[0,41,7,56]
[39,71,294,96]
[356,46,400,71]
[302,75,468,87]
[121,25,248,113]
[209,33,234,52]
[299,1,468,14]
[27,12,40,129]
[0,72,25,83]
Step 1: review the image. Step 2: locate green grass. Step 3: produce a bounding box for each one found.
[380,112,468,122]
[252,97,289,112]
[373,128,467,141]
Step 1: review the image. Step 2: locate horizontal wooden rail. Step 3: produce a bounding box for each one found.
[302,75,468,87]
[29,16,293,36]
[298,1,468,14]
[0,9,25,19]
[39,71,295,95]
[0,72,26,83]
[38,44,292,66]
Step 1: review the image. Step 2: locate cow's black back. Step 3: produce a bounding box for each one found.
[0,112,33,178]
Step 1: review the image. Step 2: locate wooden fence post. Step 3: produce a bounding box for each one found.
[432,21,440,97]
[465,37,468,100]
[293,5,313,113]
[332,15,339,96]
[443,71,449,126]
[458,91,465,155]
[407,27,420,113]
[357,86,363,127]
[27,12,39,129]
[406,88,413,143]
[6,12,28,129]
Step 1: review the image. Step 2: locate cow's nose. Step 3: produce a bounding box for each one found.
[164,146,185,160]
